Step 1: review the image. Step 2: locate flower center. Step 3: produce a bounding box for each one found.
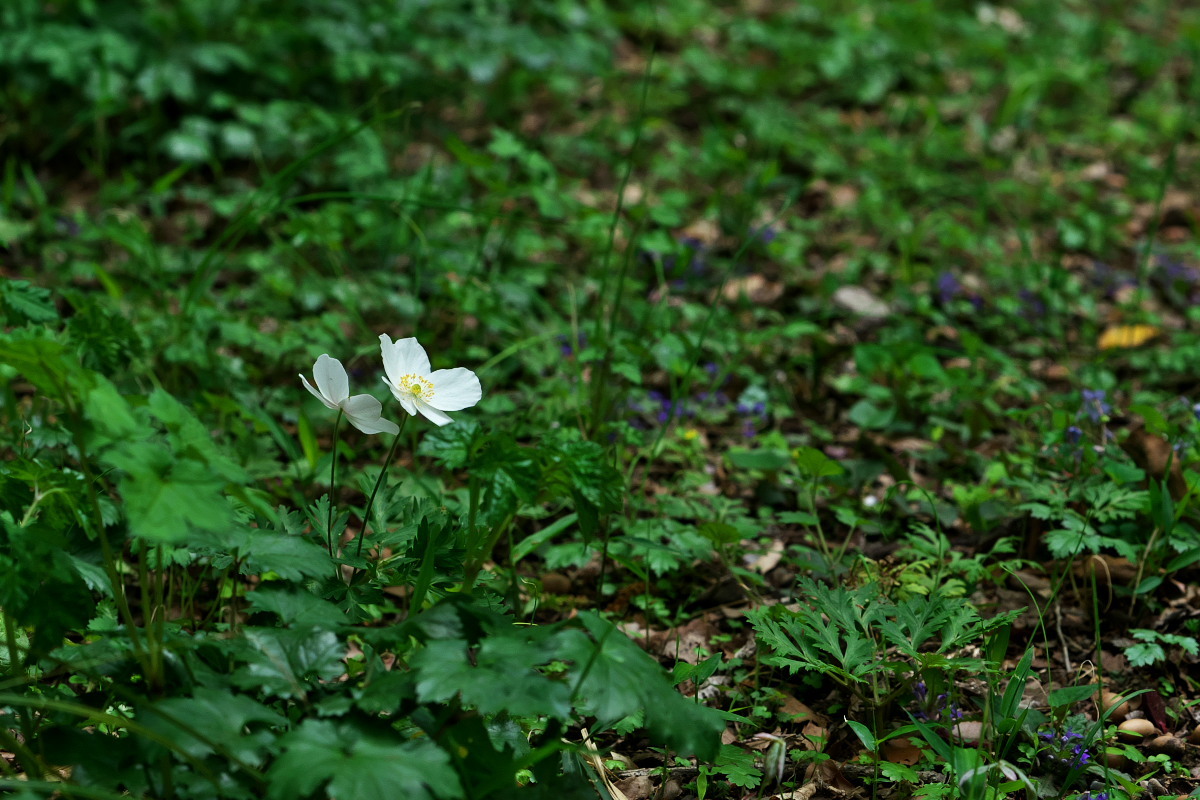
[399,373,435,400]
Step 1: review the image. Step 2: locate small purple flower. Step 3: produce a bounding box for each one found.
[1081,389,1112,423]
[1090,261,1136,298]
[1193,402,1200,422]
[1018,288,1047,318]
[557,332,587,356]
[1066,425,1083,444]
[755,225,777,243]
[1039,727,1093,773]
[912,682,961,722]
[936,272,962,305]
[1154,252,1200,286]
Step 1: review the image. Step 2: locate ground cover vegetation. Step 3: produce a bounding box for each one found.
[2,0,1200,798]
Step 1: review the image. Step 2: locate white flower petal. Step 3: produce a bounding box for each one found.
[341,394,400,435]
[414,398,454,426]
[384,376,419,416]
[387,336,432,377]
[379,334,402,385]
[300,373,340,410]
[312,354,350,405]
[428,368,482,411]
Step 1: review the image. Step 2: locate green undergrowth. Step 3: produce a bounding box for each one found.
[4,0,1200,798]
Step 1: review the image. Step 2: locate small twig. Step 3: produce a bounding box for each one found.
[1055,601,1072,673]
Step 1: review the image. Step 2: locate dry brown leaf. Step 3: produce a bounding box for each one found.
[830,184,860,209]
[1123,427,1188,500]
[722,274,784,304]
[802,721,830,752]
[614,775,653,800]
[749,539,785,574]
[778,694,825,725]
[680,219,721,247]
[882,735,922,765]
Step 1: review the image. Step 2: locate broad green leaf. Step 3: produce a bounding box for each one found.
[793,447,844,479]
[412,635,573,720]
[246,586,346,628]
[566,612,723,761]
[727,448,791,471]
[206,525,333,582]
[104,443,231,543]
[267,720,461,800]
[1047,684,1098,709]
[846,719,876,752]
[141,687,286,765]
[232,628,344,700]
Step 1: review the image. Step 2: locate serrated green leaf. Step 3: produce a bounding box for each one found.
[141,687,286,765]
[1124,643,1164,667]
[104,443,232,543]
[715,744,762,789]
[267,719,461,800]
[1,279,58,324]
[246,586,346,628]
[412,635,573,720]
[232,627,344,699]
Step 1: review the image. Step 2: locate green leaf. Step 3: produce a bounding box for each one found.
[232,628,344,699]
[147,388,248,483]
[267,719,462,800]
[204,523,333,582]
[566,612,724,761]
[141,687,286,765]
[411,635,573,720]
[846,719,876,752]
[246,586,346,628]
[793,447,845,479]
[1048,684,1098,709]
[848,399,895,429]
[104,443,232,543]
[715,745,762,789]
[1123,643,1164,667]
[1129,404,1169,434]
[0,279,58,324]
[698,521,741,546]
[727,448,791,471]
[880,761,921,783]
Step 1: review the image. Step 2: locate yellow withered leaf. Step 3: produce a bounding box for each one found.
[1098,324,1159,350]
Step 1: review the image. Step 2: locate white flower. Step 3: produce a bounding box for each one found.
[300,354,400,435]
[379,334,482,427]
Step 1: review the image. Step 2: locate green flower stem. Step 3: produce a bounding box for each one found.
[326,409,343,556]
[357,415,408,558]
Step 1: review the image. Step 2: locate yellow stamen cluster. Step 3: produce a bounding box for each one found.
[399,373,435,400]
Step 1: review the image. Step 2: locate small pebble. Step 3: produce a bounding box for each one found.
[1117,718,1156,741]
[1148,735,1185,758]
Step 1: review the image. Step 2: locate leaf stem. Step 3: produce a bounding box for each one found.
[357,416,408,558]
[327,409,343,555]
